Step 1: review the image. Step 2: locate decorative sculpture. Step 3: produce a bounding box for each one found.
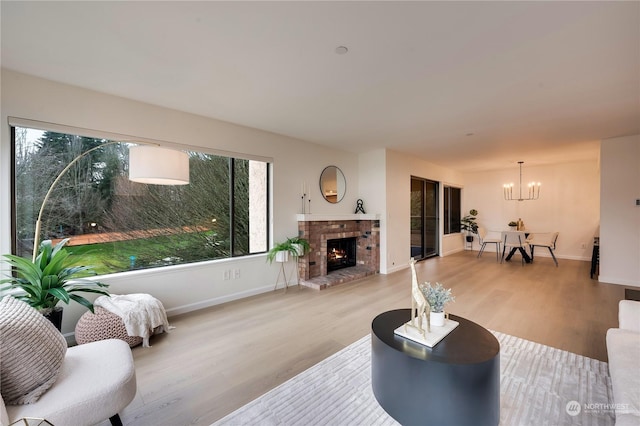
[394,259,459,347]
[406,259,430,336]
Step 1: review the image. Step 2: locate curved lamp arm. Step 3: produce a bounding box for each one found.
[32,141,189,261]
[32,141,122,262]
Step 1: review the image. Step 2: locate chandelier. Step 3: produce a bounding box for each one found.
[503,161,541,201]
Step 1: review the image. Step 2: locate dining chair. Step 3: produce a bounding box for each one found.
[477,227,502,262]
[526,232,560,266]
[501,231,530,266]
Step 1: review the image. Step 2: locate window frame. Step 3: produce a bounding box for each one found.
[10,120,271,273]
[443,186,461,235]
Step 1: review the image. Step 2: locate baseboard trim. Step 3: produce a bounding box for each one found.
[67,285,275,344]
[598,276,640,287]
[165,285,275,317]
[385,263,408,274]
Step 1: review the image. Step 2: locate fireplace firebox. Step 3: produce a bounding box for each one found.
[327,237,357,272]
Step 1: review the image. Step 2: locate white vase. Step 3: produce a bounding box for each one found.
[430,311,445,327]
[275,251,289,262]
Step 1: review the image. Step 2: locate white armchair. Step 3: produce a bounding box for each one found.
[606,300,640,425]
[3,339,137,426]
[0,296,136,426]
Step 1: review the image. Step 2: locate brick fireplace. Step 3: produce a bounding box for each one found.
[296,214,380,290]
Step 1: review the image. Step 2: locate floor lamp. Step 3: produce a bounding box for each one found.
[32,143,190,262]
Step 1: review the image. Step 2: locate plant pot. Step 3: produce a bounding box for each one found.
[430,311,445,327]
[275,251,289,263]
[465,235,474,243]
[42,306,63,331]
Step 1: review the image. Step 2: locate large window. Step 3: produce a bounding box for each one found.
[12,125,269,275]
[443,186,461,235]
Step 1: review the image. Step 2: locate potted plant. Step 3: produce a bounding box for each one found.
[460,209,479,242]
[267,237,311,263]
[508,221,518,230]
[420,282,455,326]
[286,236,311,257]
[266,241,295,263]
[0,238,110,330]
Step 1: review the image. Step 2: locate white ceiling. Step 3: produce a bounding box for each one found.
[2,1,639,172]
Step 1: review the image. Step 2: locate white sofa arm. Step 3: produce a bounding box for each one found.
[1,395,9,426]
[619,300,640,333]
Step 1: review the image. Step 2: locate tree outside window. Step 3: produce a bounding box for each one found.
[12,126,268,275]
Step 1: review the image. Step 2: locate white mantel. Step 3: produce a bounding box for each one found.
[296,214,380,222]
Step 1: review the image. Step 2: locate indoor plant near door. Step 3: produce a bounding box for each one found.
[0,238,110,331]
[420,282,455,326]
[461,209,479,242]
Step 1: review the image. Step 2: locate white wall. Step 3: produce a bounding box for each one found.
[358,149,387,270]
[599,134,640,287]
[382,149,465,273]
[0,69,361,333]
[462,160,601,261]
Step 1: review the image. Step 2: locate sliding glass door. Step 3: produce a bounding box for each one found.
[410,177,439,260]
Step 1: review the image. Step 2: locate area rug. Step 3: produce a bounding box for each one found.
[213,332,614,426]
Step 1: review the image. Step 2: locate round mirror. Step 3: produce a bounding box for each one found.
[320,166,346,203]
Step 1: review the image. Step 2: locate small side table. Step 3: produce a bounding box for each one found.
[371,309,500,426]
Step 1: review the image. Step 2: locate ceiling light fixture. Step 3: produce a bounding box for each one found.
[503,161,541,201]
[129,145,190,185]
[335,46,348,55]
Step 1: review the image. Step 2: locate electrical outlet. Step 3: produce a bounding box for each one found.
[223,270,231,280]
[233,269,240,279]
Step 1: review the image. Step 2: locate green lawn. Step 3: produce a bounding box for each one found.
[66,232,228,275]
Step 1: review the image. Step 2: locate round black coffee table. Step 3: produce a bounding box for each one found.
[371,309,500,426]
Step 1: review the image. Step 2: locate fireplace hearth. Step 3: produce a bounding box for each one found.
[327,237,357,272]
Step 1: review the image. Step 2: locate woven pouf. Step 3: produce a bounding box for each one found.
[75,307,143,347]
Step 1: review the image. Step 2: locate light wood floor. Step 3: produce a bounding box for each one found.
[117,251,625,426]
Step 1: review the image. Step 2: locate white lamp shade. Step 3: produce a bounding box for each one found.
[129,145,190,185]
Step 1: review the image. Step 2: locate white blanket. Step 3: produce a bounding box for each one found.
[95,294,171,347]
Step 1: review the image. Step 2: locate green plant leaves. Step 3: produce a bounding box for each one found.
[0,239,109,312]
[461,209,479,234]
[420,282,455,313]
[266,237,311,263]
